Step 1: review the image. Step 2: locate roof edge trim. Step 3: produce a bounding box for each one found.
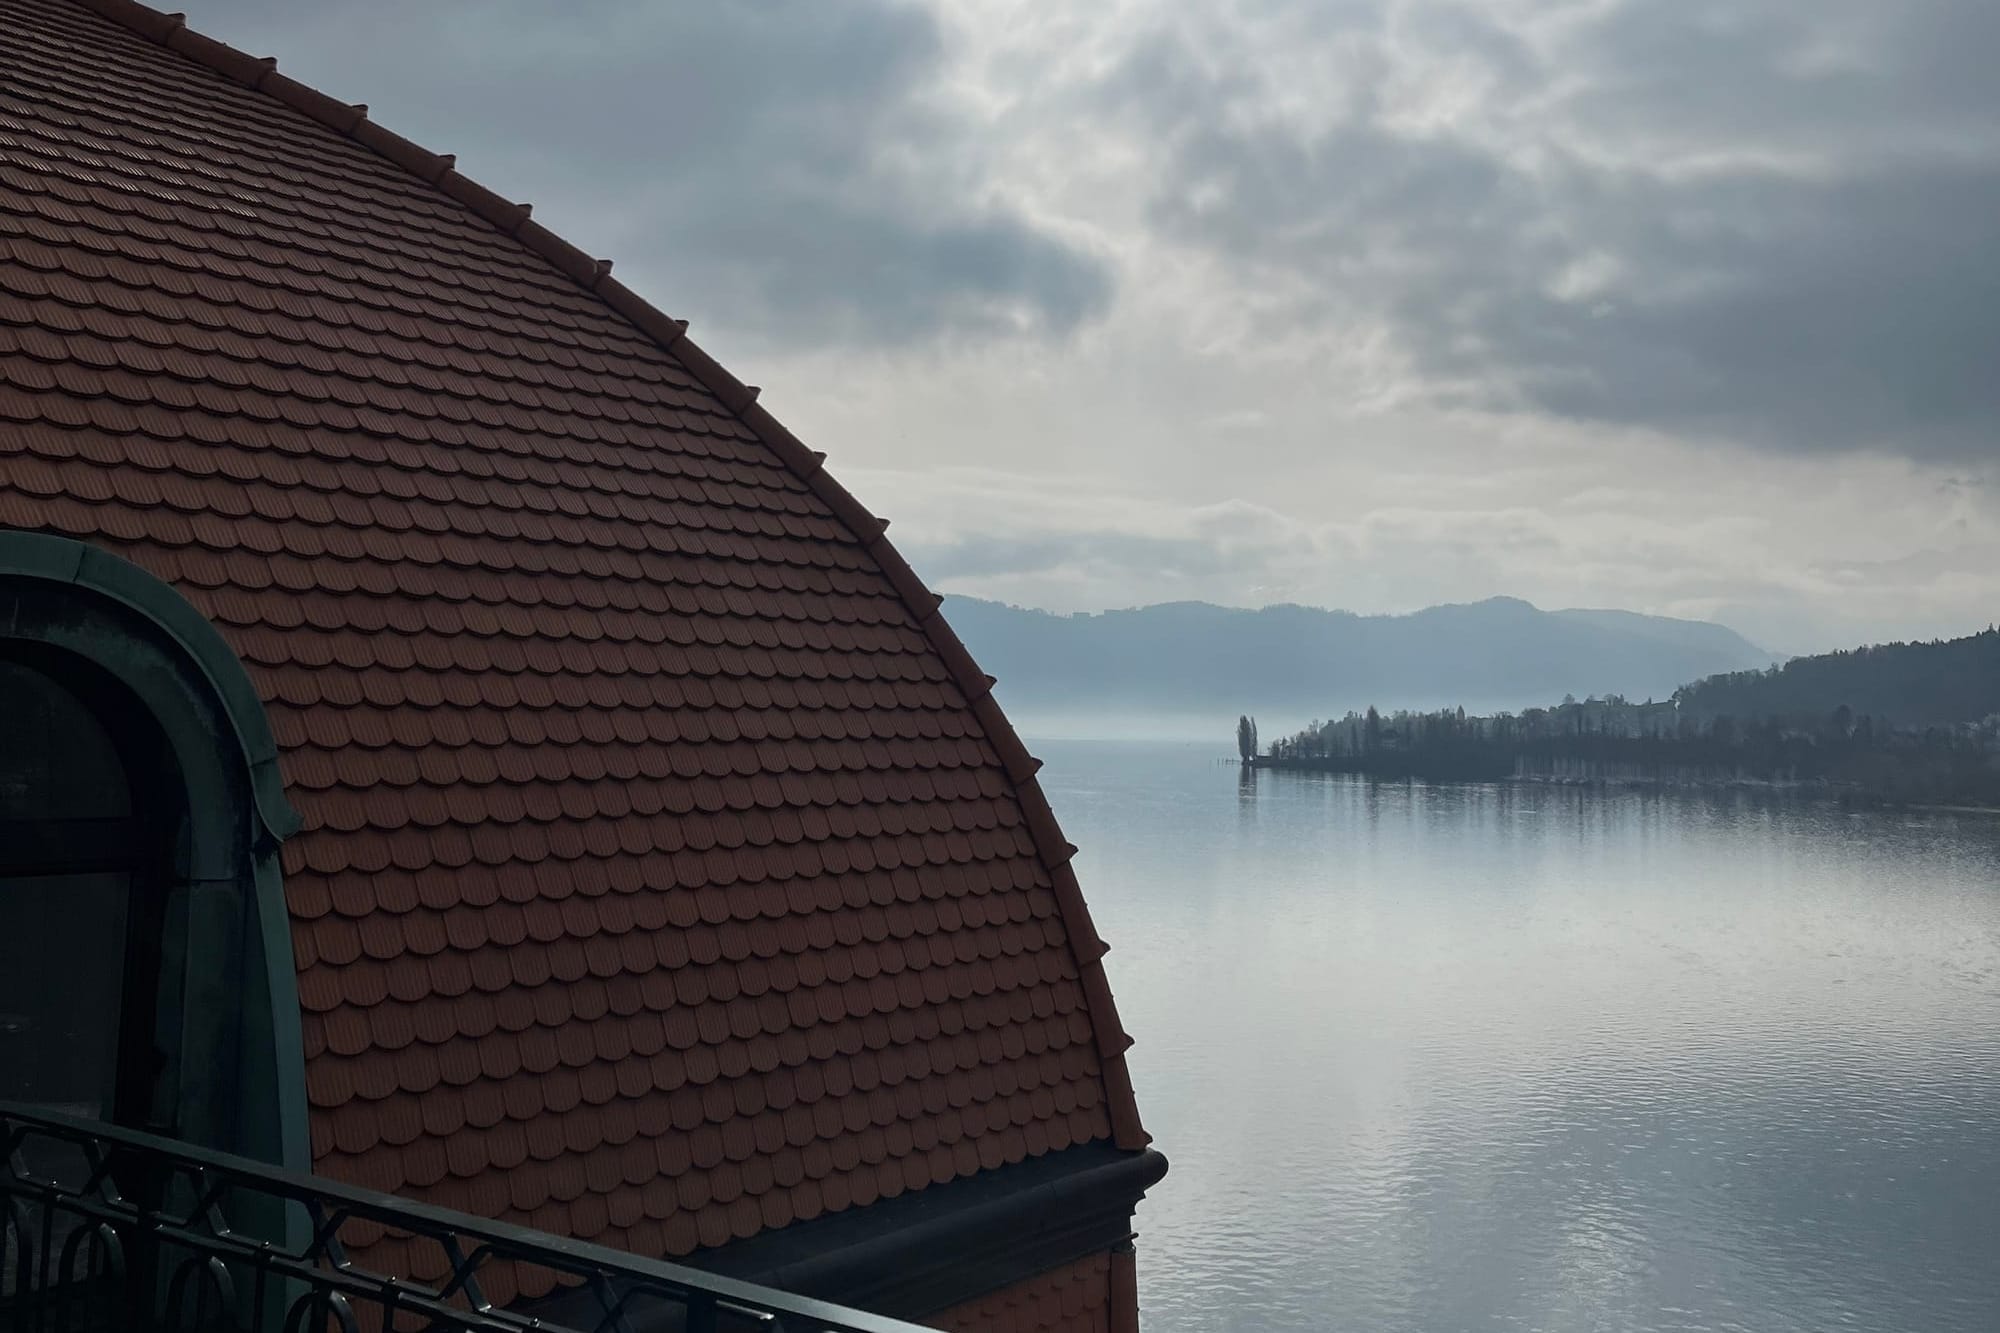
[526,1143,1169,1327]
[64,0,1147,1150]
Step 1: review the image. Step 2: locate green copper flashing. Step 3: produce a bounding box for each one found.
[0,531,300,842]
[0,530,309,1179]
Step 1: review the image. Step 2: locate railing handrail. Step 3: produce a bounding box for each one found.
[0,1101,933,1333]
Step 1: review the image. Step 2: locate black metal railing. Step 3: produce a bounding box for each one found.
[0,1103,930,1333]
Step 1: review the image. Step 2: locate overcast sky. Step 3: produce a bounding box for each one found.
[181,0,2000,655]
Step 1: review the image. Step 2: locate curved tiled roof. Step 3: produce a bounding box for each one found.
[0,0,1146,1301]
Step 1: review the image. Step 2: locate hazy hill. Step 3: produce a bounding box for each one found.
[1674,627,2000,729]
[1550,607,1762,663]
[946,595,1770,738]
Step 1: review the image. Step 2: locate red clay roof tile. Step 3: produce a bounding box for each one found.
[4,0,1149,1306]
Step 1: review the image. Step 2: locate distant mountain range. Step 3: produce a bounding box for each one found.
[945,596,1772,738]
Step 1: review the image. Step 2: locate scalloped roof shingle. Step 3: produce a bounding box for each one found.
[0,0,1145,1304]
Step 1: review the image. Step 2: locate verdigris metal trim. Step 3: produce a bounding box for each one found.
[0,531,308,1182]
[0,530,299,843]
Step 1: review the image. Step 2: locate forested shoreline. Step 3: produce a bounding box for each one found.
[1243,628,2000,808]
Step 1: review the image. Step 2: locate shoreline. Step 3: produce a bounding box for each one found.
[1243,759,2000,816]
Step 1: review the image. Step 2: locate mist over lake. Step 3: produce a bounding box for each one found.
[948,598,1773,742]
[1047,740,2000,1333]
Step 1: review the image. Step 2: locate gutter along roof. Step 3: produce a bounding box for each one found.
[0,0,1147,1304]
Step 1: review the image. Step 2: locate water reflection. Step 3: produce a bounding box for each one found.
[1042,743,2000,1333]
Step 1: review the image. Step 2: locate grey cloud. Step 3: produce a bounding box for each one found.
[178,0,1111,346]
[1562,0,2000,157]
[903,529,1290,588]
[1109,0,2000,460]
[890,496,1342,606]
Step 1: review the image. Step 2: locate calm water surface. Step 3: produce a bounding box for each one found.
[1037,740,2000,1333]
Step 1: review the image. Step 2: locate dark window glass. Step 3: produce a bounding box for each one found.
[0,659,131,820]
[0,873,129,1118]
[0,660,137,1122]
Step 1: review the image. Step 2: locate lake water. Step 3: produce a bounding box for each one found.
[1037,740,2000,1333]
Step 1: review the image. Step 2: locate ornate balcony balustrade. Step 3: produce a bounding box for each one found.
[0,1103,929,1333]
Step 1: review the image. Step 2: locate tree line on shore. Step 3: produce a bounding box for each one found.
[1674,627,2000,729]
[1248,627,2000,807]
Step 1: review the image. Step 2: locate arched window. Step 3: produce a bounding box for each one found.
[0,649,179,1137]
[0,535,305,1173]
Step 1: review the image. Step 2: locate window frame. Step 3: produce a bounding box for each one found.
[0,533,305,1178]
